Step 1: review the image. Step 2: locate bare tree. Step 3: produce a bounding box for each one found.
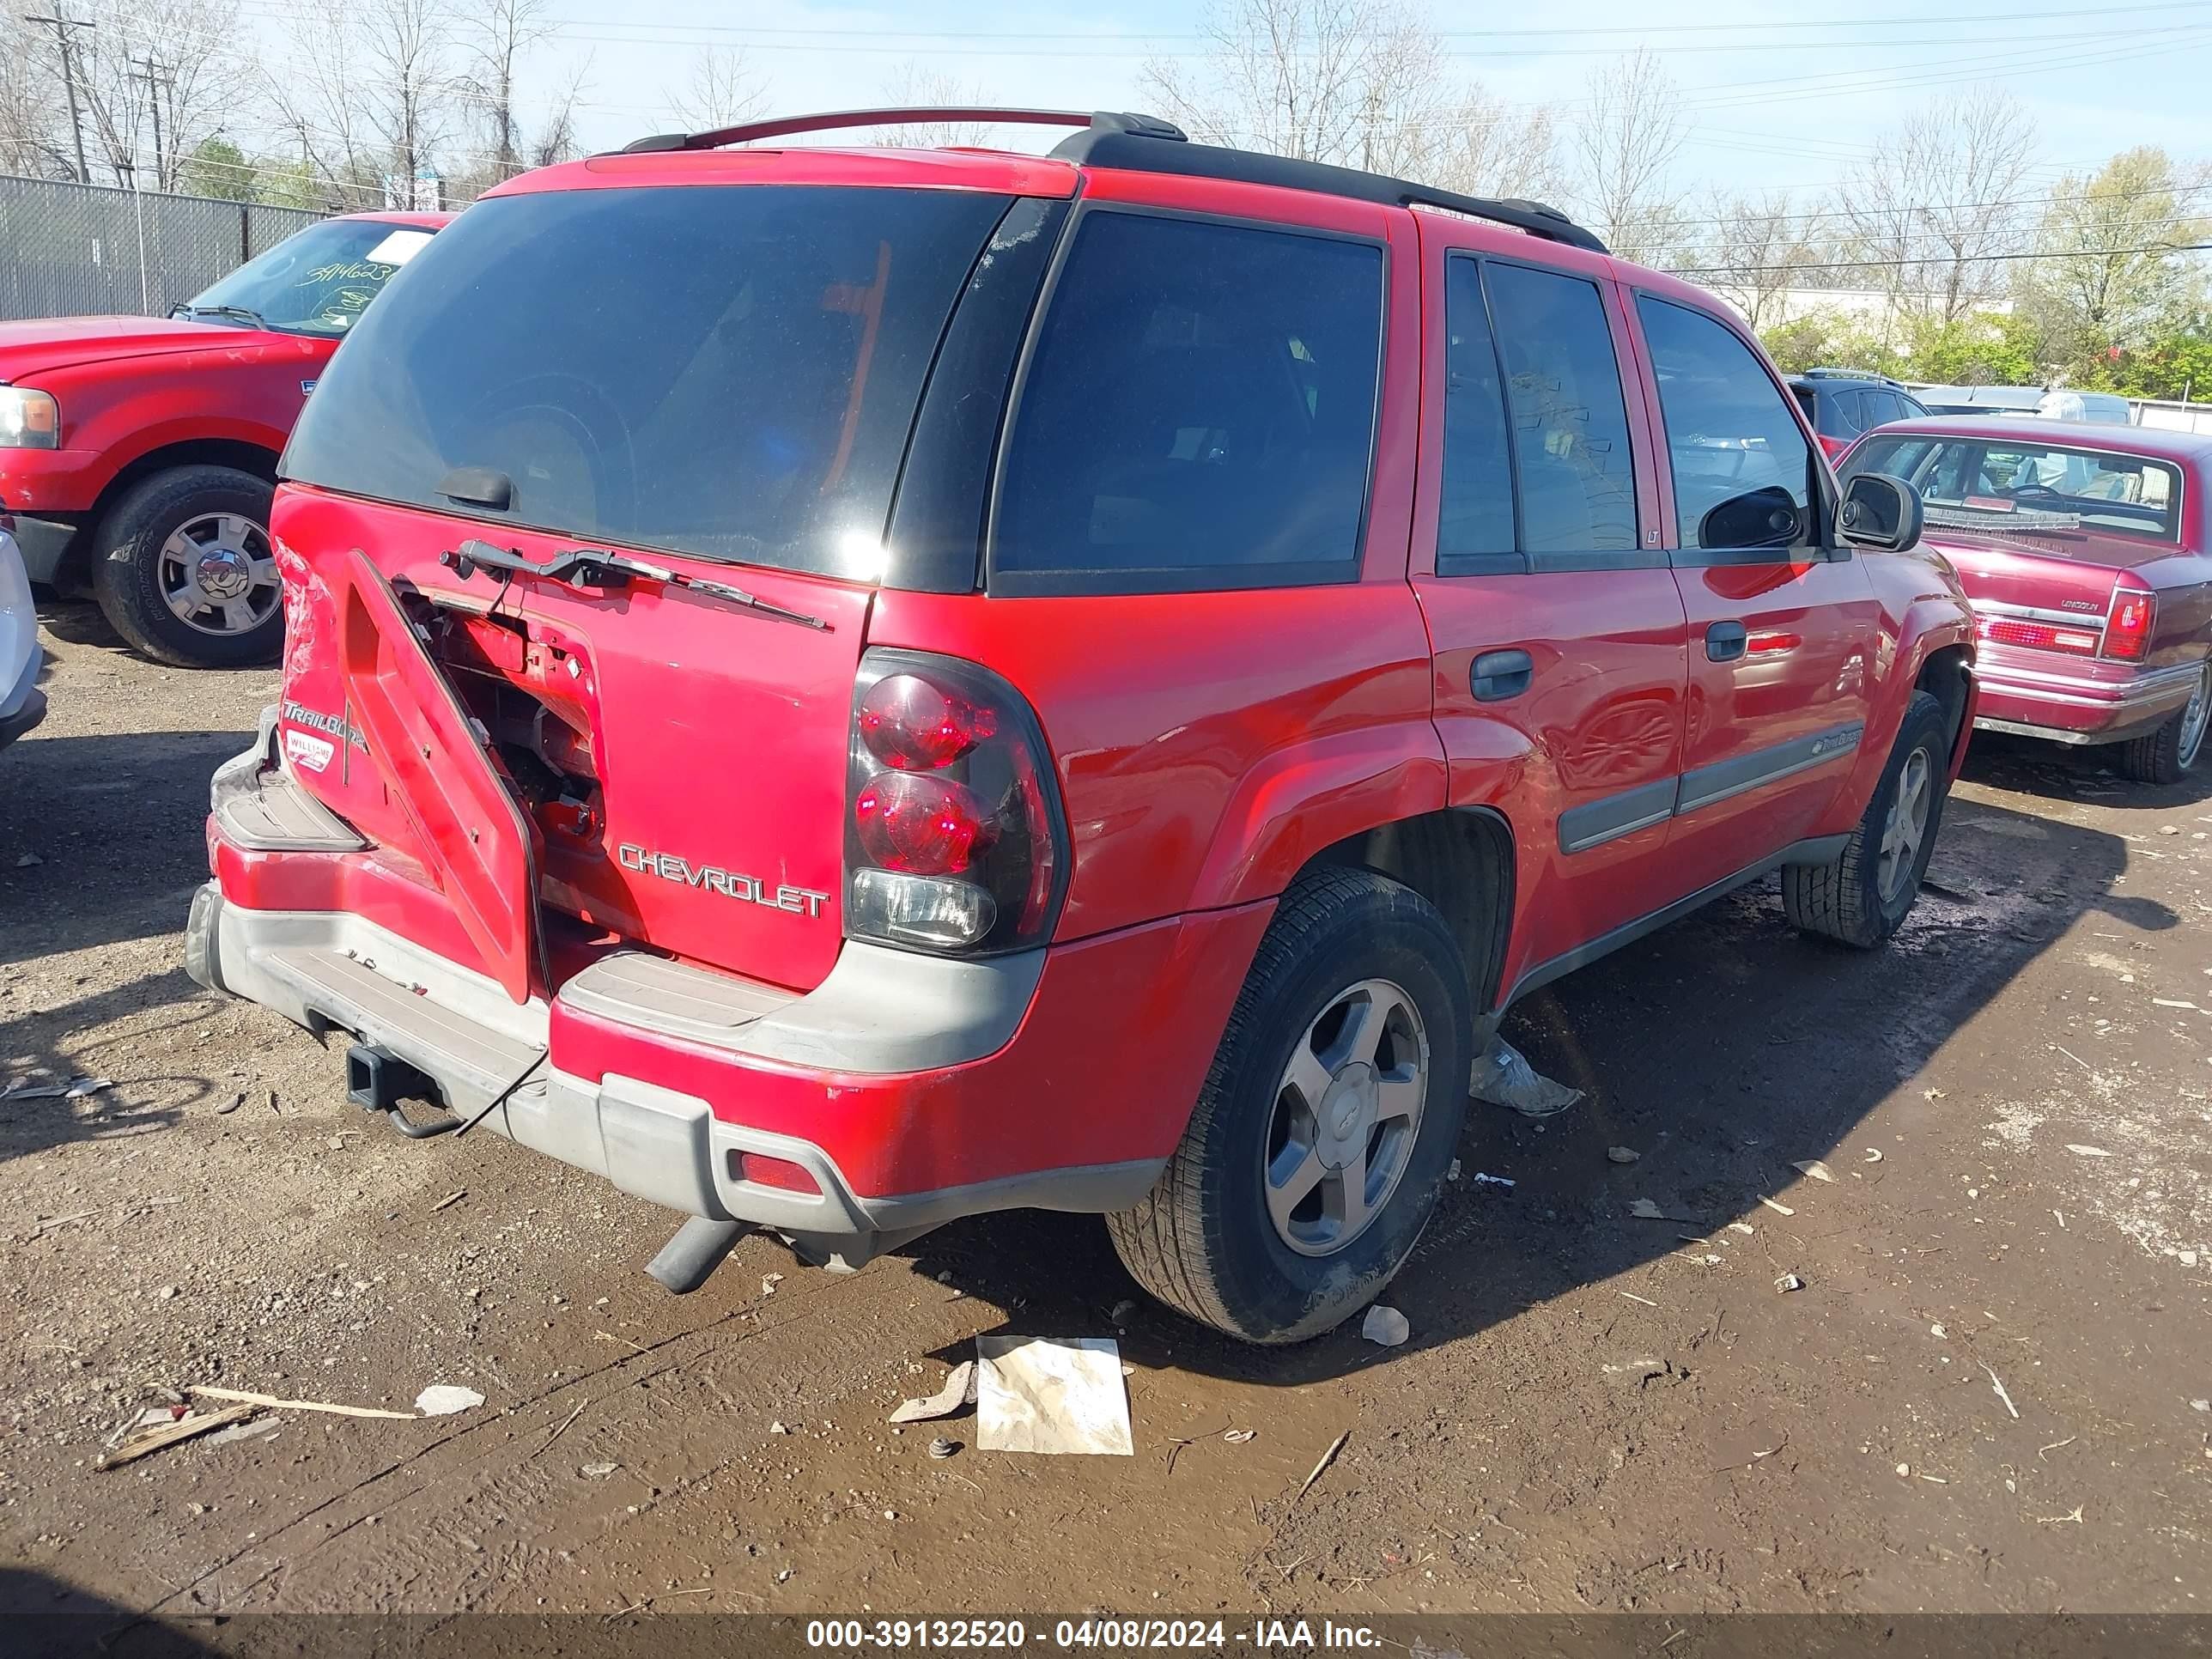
[67,0,250,191]
[1695,191,1834,329]
[1572,49,1687,264]
[1420,88,1565,203]
[459,0,548,180]
[0,17,68,178]
[665,45,769,134]
[1843,87,2038,325]
[870,66,995,149]
[267,0,456,208]
[1140,0,1453,173]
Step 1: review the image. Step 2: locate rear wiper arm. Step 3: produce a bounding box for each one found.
[439,538,829,630]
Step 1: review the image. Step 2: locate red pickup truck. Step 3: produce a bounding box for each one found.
[1840,418,2212,783]
[184,111,1975,1342]
[0,210,446,667]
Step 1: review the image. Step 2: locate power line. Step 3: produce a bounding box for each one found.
[1665,240,2212,274]
[21,10,92,182]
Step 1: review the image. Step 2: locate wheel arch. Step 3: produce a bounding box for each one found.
[52,438,281,591]
[1296,805,1516,1019]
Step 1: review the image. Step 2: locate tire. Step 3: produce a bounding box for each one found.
[1784,690,1950,950]
[91,465,280,668]
[2115,659,2210,787]
[1107,867,1474,1344]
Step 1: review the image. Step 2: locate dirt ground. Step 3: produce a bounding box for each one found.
[2,605,2208,1623]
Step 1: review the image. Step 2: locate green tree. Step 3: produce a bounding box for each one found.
[2022,148,2210,358]
[178,136,256,202]
[1901,311,2046,386]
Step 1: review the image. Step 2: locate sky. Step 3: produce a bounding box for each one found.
[442,0,2212,200]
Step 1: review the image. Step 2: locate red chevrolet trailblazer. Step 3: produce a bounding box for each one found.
[185,108,1974,1343]
[1840,417,2212,783]
[0,210,447,668]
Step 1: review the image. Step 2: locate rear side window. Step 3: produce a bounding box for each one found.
[1437,256,1516,568]
[1482,264,1638,556]
[1817,387,1862,439]
[283,185,1012,580]
[992,210,1384,593]
[1638,296,1814,551]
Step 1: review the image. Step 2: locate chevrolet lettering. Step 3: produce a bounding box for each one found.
[617,843,830,918]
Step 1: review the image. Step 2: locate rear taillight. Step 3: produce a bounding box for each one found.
[1818,433,1850,461]
[844,650,1066,955]
[1978,615,2102,658]
[2103,577,2157,662]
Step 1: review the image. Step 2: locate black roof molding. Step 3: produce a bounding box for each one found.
[619,107,1186,155]
[611,106,1606,255]
[1052,126,1605,253]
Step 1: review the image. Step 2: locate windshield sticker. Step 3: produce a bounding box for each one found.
[363,229,432,267]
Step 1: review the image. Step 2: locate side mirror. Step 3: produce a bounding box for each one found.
[1698,483,1802,550]
[1839,472,1923,552]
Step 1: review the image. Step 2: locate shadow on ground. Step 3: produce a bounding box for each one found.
[902,785,2171,1386]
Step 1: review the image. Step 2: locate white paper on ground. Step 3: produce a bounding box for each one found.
[975,1335,1133,1455]
[414,1384,485,1417]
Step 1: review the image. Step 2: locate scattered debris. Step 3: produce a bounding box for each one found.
[769,1421,790,1435]
[15,851,43,867]
[1360,1304,1410,1347]
[1469,1036,1583,1118]
[215,1092,243,1115]
[760,1273,783,1297]
[1759,1196,1796,1217]
[2191,1400,2209,1414]
[531,1401,586,1461]
[580,1462,618,1479]
[1108,1298,1136,1323]
[1929,1323,1947,1338]
[889,1359,976,1425]
[1863,1147,1883,1164]
[1620,1291,1659,1307]
[2036,1506,2086,1525]
[189,1385,414,1420]
[1790,1159,1837,1184]
[1774,1273,1805,1293]
[976,1334,1133,1455]
[927,1437,960,1460]
[414,1385,486,1417]
[1223,1428,1257,1443]
[431,1189,467,1212]
[1895,1462,1911,1478]
[2038,1436,2077,1458]
[1982,1364,2021,1419]
[1288,1430,1351,1512]
[1918,1474,1949,1485]
[98,1404,258,1468]
[1446,1159,1462,1182]
[1470,1171,1516,1189]
[1607,1146,1640,1164]
[2064,1145,2113,1158]
[2153,999,2197,1010]
[2054,1210,2066,1229]
[1,1074,110,1101]
[1603,1358,1671,1387]
[202,1416,282,1450]
[1630,1198,1694,1222]
[1728,1222,1755,1236]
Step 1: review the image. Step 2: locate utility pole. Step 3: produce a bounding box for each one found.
[131,55,173,190]
[22,13,92,184]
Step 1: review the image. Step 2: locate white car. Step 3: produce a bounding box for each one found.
[0,526,46,750]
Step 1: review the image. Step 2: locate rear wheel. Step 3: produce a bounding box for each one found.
[1784,690,1950,949]
[91,465,281,668]
[1107,867,1473,1344]
[2116,659,2210,787]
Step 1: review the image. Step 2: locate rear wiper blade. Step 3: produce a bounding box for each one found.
[439,538,829,630]
[175,303,271,330]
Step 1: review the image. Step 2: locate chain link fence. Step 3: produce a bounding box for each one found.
[0,175,322,322]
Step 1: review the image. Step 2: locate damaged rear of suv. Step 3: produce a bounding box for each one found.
[190,108,1971,1343]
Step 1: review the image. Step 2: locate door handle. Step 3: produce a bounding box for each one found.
[1470,648,1534,702]
[1705,622,1749,663]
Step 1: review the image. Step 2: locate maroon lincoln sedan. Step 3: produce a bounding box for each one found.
[1840,417,2212,783]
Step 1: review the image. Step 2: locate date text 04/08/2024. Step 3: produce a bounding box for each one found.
[802,1620,1383,1650]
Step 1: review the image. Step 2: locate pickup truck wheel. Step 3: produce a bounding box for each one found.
[2115,659,2209,786]
[91,466,280,668]
[1783,690,1949,949]
[1106,868,1472,1345]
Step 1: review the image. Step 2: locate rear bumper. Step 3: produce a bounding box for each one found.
[1972,656,2203,745]
[188,730,1267,1259]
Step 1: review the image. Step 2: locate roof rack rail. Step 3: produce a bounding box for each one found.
[620,107,1186,155]
[1049,125,1606,254]
[612,104,1604,256]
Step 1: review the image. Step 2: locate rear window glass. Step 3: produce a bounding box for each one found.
[1846,435,2182,541]
[991,210,1384,592]
[283,185,1012,580]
